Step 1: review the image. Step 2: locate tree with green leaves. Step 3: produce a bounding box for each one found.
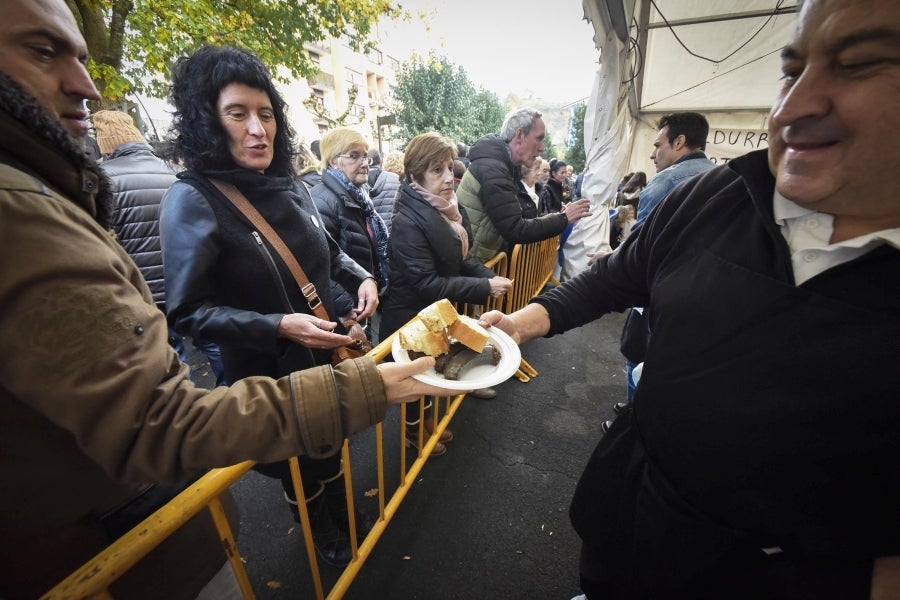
[469,90,507,143]
[565,102,587,172]
[542,136,560,161]
[390,53,504,146]
[65,0,401,107]
[303,86,362,129]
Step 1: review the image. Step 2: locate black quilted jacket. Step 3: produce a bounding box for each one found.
[103,142,178,309]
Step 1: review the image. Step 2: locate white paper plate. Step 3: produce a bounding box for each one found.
[391,327,522,390]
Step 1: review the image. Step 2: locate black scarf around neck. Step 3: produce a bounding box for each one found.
[0,71,113,228]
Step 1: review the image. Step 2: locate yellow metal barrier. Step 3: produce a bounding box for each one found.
[42,461,256,600]
[283,335,465,600]
[454,251,508,318]
[484,235,560,381]
[505,235,560,314]
[41,334,464,600]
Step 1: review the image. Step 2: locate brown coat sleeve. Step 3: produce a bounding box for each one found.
[0,179,388,484]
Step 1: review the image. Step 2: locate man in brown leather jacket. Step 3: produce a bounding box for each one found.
[0,1,451,597]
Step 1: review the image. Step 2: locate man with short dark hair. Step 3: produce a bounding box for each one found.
[457,107,591,262]
[608,112,715,421]
[605,112,715,424]
[486,0,900,596]
[636,111,713,223]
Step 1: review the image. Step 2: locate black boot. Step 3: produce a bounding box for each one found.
[322,471,377,544]
[285,488,353,568]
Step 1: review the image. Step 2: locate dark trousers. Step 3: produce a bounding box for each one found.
[578,542,872,599]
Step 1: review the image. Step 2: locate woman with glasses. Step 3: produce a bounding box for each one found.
[311,128,390,342]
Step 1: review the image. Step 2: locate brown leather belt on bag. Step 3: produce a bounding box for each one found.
[210,179,371,365]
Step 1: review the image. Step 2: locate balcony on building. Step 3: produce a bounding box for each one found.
[307,71,335,91]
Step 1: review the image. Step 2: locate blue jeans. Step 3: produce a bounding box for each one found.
[558,223,574,266]
[625,359,639,403]
[169,329,188,363]
[194,339,225,387]
[170,331,225,387]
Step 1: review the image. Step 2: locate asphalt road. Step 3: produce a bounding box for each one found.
[185,310,628,600]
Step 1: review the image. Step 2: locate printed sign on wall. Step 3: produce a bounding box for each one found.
[705,128,770,165]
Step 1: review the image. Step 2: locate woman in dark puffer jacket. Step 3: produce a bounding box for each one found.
[380,133,512,456]
[311,128,390,342]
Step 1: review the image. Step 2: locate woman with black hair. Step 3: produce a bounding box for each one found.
[539,158,570,215]
[159,46,379,568]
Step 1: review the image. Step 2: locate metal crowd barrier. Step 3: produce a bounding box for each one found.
[479,236,560,382]
[42,239,557,599]
[456,234,561,317]
[288,331,465,599]
[505,235,561,314]
[454,251,508,318]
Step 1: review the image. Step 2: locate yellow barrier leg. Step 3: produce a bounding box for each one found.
[289,457,325,600]
[519,358,539,378]
[207,497,256,599]
[341,441,361,557]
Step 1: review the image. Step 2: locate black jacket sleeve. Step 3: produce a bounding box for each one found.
[477,157,569,244]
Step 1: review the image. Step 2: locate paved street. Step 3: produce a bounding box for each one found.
[186,310,628,599]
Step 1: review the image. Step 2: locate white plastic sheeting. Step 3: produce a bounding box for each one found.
[561,0,800,280]
[559,30,631,279]
[640,1,796,112]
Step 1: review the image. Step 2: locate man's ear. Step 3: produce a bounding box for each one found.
[673,134,686,150]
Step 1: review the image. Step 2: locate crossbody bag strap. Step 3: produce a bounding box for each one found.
[209,178,330,321]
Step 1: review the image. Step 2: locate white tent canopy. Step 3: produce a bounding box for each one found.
[561,1,799,279]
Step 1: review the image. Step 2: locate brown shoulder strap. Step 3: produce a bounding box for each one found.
[209,178,329,320]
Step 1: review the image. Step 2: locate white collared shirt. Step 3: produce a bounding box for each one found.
[773,191,900,285]
[522,181,540,208]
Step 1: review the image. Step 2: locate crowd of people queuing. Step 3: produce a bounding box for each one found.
[1,0,898,598]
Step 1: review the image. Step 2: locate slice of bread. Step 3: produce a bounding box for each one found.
[447,314,490,353]
[417,298,458,333]
[399,318,450,357]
